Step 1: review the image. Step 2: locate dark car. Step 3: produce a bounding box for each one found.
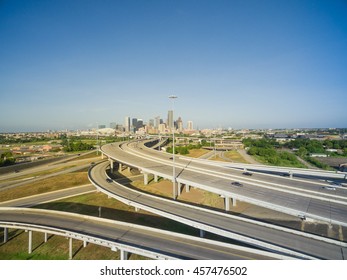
[231,181,243,187]
[106,178,113,183]
[242,172,252,176]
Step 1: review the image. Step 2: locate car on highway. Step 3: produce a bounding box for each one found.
[231,181,243,187]
[323,186,336,191]
[106,178,113,183]
[242,172,252,176]
[298,214,306,220]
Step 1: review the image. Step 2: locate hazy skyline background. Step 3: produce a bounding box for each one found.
[1,0,347,132]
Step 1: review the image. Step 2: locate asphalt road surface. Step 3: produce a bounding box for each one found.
[89,161,347,260]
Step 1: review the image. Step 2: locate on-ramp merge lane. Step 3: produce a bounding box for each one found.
[89,161,347,260]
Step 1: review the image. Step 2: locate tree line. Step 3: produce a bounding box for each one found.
[0,151,15,167]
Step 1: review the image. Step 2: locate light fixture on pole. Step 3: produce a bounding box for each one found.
[169,95,178,199]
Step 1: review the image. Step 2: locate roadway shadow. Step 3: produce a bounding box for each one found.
[0,228,24,247]
[105,164,344,241]
[33,202,200,237]
[106,166,236,216]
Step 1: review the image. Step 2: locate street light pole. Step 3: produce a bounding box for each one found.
[169,95,178,199]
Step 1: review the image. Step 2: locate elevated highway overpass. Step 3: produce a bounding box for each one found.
[88,159,347,259]
[1,207,283,260]
[100,140,347,227]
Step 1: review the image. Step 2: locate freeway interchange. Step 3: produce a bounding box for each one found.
[102,140,347,227]
[1,138,347,259]
[92,139,347,259]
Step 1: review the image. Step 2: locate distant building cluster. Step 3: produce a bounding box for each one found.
[95,111,195,137]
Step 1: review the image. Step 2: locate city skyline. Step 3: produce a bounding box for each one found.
[1,0,347,132]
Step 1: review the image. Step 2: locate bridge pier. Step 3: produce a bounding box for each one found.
[200,230,205,238]
[28,230,33,254]
[143,173,149,185]
[223,196,237,211]
[177,182,182,196]
[3,227,8,243]
[225,197,230,211]
[44,232,48,243]
[118,163,123,172]
[120,249,128,260]
[232,197,237,207]
[69,237,73,260]
[109,159,114,171]
[186,184,190,193]
[289,171,293,179]
[154,174,159,183]
[172,182,177,200]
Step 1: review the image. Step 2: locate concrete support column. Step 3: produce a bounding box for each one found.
[186,184,190,193]
[154,174,159,183]
[44,232,48,243]
[128,166,131,173]
[101,153,104,159]
[225,197,230,211]
[177,182,182,196]
[172,182,177,200]
[289,171,293,179]
[200,230,205,238]
[109,159,114,171]
[83,240,87,248]
[118,163,123,172]
[28,230,33,254]
[69,237,73,260]
[232,197,237,207]
[144,173,149,185]
[3,228,8,243]
[135,207,140,212]
[120,249,128,260]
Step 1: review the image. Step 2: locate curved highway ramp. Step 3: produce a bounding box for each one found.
[89,160,347,260]
[0,207,285,260]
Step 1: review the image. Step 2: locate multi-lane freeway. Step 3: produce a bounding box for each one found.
[89,158,347,259]
[100,140,347,227]
[0,154,290,260]
[2,140,347,260]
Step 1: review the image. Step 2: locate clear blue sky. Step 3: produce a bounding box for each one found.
[1,0,346,132]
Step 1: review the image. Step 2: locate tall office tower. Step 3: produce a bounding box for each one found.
[168,110,174,130]
[155,116,160,129]
[131,118,137,132]
[177,117,183,132]
[137,119,144,130]
[187,121,194,131]
[124,117,131,132]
